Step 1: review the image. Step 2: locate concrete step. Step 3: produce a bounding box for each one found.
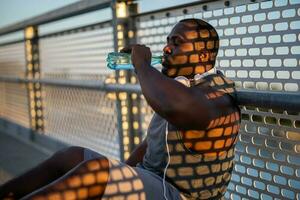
[0,132,50,185]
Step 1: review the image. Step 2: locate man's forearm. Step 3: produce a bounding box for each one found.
[135,63,192,113]
[125,139,147,167]
[134,62,211,130]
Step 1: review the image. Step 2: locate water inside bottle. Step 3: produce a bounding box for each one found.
[107,52,162,70]
[107,52,131,70]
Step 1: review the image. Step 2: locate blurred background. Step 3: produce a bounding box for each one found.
[0,0,199,31]
[0,0,299,199]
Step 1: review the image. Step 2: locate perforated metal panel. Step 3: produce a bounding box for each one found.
[214,1,300,92]
[0,1,299,199]
[0,42,30,128]
[42,86,120,159]
[0,42,26,78]
[38,22,120,158]
[0,82,30,128]
[135,0,300,199]
[39,22,114,80]
[230,106,300,200]
[139,95,154,138]
[136,0,300,92]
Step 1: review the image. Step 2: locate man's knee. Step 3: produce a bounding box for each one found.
[53,146,84,159]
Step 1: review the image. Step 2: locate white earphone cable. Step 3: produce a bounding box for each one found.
[162,70,217,200]
[163,123,170,200]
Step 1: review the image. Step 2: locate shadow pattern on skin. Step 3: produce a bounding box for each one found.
[165,73,241,200]
[163,19,219,79]
[160,19,241,199]
[16,19,239,200]
[25,158,110,200]
[25,158,146,200]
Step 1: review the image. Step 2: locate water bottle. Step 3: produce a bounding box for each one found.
[107,52,162,70]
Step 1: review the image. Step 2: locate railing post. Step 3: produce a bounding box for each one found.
[112,0,140,161]
[24,26,45,136]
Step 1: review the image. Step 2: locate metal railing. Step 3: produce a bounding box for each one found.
[0,0,299,199]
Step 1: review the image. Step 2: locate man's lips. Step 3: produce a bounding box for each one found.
[161,66,168,75]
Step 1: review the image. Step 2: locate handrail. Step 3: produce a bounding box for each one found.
[1,76,299,112]
[0,0,214,37]
[236,89,300,111]
[0,0,112,36]
[0,76,140,93]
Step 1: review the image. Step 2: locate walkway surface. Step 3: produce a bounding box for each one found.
[0,131,50,185]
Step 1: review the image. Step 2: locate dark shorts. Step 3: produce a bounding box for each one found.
[84,149,184,200]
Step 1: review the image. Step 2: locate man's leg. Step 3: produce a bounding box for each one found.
[19,156,182,200]
[22,155,109,200]
[0,146,85,199]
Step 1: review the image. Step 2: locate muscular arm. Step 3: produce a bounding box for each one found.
[131,45,227,130]
[135,63,211,130]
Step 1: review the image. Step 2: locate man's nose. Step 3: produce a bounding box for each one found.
[163,45,172,55]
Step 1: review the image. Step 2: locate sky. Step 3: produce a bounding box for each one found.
[0,0,79,28]
[0,0,199,28]
[0,0,198,43]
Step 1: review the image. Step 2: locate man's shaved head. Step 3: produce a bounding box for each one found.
[179,18,219,55]
[162,18,219,78]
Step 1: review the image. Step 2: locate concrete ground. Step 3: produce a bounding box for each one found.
[0,131,50,185]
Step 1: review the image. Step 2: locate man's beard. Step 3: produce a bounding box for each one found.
[161,57,169,76]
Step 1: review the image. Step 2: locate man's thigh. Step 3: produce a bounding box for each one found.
[102,159,183,200]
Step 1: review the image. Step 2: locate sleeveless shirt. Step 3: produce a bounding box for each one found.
[139,71,241,200]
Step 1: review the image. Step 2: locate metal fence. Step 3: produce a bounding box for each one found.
[0,0,299,199]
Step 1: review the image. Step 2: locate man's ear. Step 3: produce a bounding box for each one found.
[199,51,209,62]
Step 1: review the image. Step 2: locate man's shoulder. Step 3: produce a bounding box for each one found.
[194,71,237,103]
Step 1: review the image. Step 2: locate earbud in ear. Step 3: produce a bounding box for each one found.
[199,52,209,62]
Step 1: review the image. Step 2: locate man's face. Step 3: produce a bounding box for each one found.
[162,21,217,78]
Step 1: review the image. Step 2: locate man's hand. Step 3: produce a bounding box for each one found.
[131,44,152,68]
[120,44,152,70]
[125,138,147,167]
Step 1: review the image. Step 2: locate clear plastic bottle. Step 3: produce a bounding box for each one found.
[106,52,162,70]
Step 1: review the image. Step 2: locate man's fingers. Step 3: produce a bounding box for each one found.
[120,44,141,53]
[120,47,132,53]
[120,44,149,54]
